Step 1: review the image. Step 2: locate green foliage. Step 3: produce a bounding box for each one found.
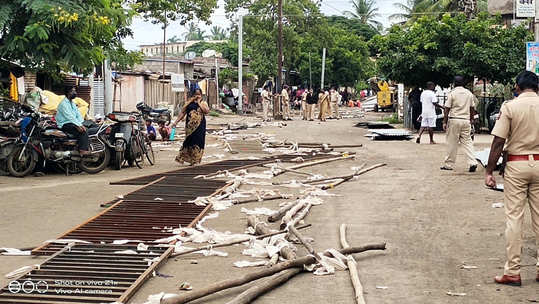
[371,13,532,87]
[325,16,379,41]
[381,113,401,124]
[210,26,228,40]
[344,0,381,28]
[223,0,375,88]
[184,22,207,40]
[0,0,136,74]
[131,0,217,25]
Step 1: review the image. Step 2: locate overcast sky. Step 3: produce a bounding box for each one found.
[123,0,404,50]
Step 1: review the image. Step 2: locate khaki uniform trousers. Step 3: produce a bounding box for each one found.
[503,159,539,275]
[443,119,477,168]
[262,100,270,121]
[306,103,315,120]
[282,99,290,119]
[301,100,307,120]
[330,102,340,119]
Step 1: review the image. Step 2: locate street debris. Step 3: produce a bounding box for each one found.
[446,291,467,297]
[366,129,413,141]
[178,282,193,291]
[491,202,504,208]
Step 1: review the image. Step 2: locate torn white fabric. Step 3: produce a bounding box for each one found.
[112,240,144,245]
[200,249,228,257]
[114,250,138,255]
[5,264,40,279]
[144,257,160,266]
[0,248,31,256]
[240,207,276,216]
[302,188,338,197]
[491,202,504,208]
[212,200,235,211]
[281,180,310,188]
[233,260,268,268]
[153,235,183,244]
[137,243,149,251]
[446,291,466,296]
[44,239,91,244]
[143,292,178,304]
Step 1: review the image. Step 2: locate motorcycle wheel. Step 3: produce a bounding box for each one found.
[79,148,111,174]
[114,151,124,170]
[7,145,38,177]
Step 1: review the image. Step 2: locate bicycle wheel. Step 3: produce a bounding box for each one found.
[143,134,155,165]
[133,134,144,169]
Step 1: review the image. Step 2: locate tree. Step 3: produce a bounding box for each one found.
[168,35,183,43]
[325,16,378,41]
[370,13,532,87]
[184,22,206,40]
[0,0,140,74]
[389,0,433,23]
[132,0,217,25]
[344,0,381,28]
[210,26,228,40]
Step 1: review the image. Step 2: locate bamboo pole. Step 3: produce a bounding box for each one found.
[247,215,296,260]
[340,224,366,304]
[320,164,386,190]
[273,154,356,177]
[280,201,307,228]
[287,225,317,258]
[225,268,302,304]
[169,224,310,259]
[160,243,387,304]
[268,201,296,222]
[281,202,312,230]
[235,194,286,205]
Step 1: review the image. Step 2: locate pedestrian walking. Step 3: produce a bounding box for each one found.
[485,71,539,286]
[261,85,272,122]
[281,85,291,120]
[440,76,478,172]
[416,81,441,144]
[329,87,341,119]
[318,88,330,122]
[171,88,209,166]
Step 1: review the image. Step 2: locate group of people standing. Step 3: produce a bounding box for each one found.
[417,72,539,288]
[261,86,343,122]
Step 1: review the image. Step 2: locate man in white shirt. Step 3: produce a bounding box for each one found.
[416,82,440,144]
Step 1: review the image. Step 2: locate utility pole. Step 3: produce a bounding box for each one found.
[309,52,312,89]
[238,14,243,114]
[162,12,167,105]
[321,48,326,90]
[277,0,283,93]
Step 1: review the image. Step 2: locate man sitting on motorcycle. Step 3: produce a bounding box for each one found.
[55,86,89,155]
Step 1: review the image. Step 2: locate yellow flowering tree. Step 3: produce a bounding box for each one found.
[0,0,140,74]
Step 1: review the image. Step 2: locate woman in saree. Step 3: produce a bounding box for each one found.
[318,88,330,122]
[171,89,210,165]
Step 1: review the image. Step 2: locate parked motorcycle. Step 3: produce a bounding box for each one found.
[107,112,155,170]
[136,102,172,124]
[0,135,16,175]
[7,112,111,177]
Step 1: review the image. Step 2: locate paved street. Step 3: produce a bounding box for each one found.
[1,112,537,303]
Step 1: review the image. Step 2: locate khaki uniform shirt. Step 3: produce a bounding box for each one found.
[491,91,539,155]
[301,91,308,102]
[261,90,271,102]
[281,89,289,102]
[330,91,339,102]
[446,86,477,119]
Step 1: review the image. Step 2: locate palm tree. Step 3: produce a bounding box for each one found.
[344,0,381,28]
[184,22,206,41]
[167,35,182,43]
[389,0,432,23]
[210,26,228,40]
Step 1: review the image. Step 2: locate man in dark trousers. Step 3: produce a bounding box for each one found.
[55,86,89,155]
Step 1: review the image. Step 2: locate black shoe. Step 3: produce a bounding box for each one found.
[469,165,477,173]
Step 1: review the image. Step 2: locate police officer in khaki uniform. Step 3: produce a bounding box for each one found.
[441,76,479,172]
[485,71,539,286]
[329,87,341,119]
[281,85,291,120]
[261,86,272,122]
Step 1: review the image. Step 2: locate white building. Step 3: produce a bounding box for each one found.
[139,40,227,57]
